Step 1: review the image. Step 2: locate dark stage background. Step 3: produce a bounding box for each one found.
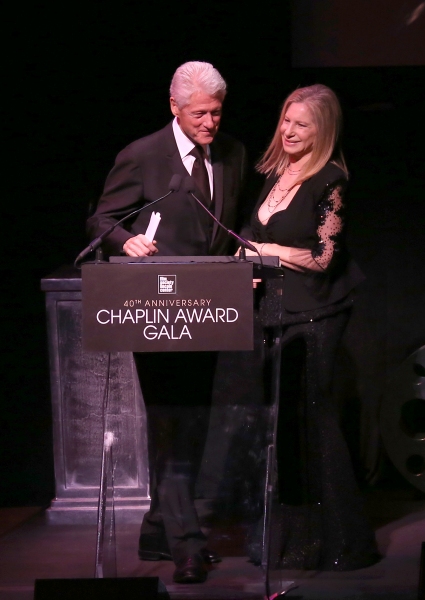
[2,1,425,506]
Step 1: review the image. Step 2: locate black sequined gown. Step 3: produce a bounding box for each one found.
[245,162,379,570]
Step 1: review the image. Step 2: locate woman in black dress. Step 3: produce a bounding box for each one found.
[241,84,380,570]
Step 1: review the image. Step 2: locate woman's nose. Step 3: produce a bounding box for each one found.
[284,123,294,136]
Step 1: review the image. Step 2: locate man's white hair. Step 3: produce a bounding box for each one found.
[170,61,227,108]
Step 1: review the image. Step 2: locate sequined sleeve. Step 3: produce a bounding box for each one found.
[311,180,346,271]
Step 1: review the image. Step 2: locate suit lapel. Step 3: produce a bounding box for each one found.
[211,142,224,244]
[163,123,190,180]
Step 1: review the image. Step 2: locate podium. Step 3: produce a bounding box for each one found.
[42,257,290,597]
[41,259,270,523]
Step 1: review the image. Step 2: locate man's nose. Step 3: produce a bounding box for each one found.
[203,113,214,128]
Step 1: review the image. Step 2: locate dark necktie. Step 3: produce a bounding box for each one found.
[190,145,211,204]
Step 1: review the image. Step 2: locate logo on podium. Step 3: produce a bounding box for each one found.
[158,275,176,294]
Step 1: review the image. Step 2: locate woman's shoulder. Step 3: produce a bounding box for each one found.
[302,162,348,204]
[313,162,348,185]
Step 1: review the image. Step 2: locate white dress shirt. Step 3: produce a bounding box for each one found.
[172,117,213,197]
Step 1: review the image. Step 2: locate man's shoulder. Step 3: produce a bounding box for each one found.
[116,123,174,159]
[214,130,244,149]
[213,131,245,160]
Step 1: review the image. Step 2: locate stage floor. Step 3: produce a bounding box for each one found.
[0,488,423,599]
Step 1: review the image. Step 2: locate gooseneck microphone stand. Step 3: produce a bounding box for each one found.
[74,174,183,268]
[181,176,263,266]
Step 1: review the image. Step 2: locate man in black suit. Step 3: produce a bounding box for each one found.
[87,61,247,583]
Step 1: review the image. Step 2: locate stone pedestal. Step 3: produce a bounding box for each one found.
[41,266,149,524]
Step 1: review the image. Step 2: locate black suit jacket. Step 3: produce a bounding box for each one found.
[87,122,247,256]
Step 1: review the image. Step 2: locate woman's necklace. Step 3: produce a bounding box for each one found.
[266,177,292,213]
[277,178,290,192]
[286,164,302,175]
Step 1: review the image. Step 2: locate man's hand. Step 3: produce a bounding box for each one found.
[123,234,158,257]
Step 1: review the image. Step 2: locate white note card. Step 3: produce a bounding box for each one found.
[145,212,161,241]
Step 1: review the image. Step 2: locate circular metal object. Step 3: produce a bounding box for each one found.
[380,345,425,492]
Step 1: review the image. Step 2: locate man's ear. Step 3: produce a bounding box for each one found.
[170,97,179,117]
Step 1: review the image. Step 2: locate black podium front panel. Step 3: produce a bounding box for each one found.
[82,262,253,352]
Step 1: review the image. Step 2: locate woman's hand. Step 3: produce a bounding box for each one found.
[123,234,158,257]
[235,242,262,257]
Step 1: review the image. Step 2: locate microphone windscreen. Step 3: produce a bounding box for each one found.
[182,176,196,194]
[169,174,182,191]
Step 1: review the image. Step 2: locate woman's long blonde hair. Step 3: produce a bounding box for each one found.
[257,84,348,184]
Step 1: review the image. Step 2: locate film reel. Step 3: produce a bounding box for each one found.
[380,345,425,492]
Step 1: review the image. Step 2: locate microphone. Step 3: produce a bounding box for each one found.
[74,175,182,267]
[182,176,258,255]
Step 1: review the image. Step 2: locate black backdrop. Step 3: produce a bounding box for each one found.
[2,0,425,505]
